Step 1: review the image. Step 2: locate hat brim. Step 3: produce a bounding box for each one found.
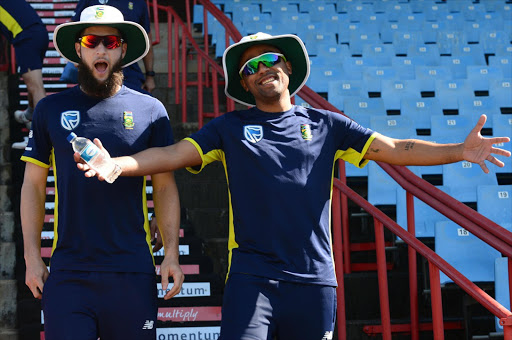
[223,34,310,107]
[53,21,149,68]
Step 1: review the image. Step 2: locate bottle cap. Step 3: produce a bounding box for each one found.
[66,132,77,142]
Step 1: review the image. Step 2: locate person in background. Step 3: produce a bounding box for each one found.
[72,0,156,94]
[75,32,511,339]
[20,6,183,339]
[0,0,48,148]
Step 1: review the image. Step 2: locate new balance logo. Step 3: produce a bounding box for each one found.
[322,331,333,340]
[142,320,154,330]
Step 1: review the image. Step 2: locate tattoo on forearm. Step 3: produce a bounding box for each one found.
[369,148,380,154]
[405,141,415,151]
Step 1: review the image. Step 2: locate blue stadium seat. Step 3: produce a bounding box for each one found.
[436,30,468,55]
[407,44,441,66]
[460,2,486,21]
[368,162,421,206]
[430,115,474,139]
[489,56,512,78]
[494,257,511,333]
[434,79,474,110]
[309,55,343,70]
[480,30,511,54]
[358,13,387,31]
[395,186,451,238]
[392,56,426,80]
[421,21,449,44]
[381,79,422,110]
[442,161,498,202]
[421,2,450,22]
[240,13,272,36]
[362,67,398,93]
[438,12,466,31]
[492,114,512,138]
[231,4,261,27]
[348,31,380,56]
[339,21,379,45]
[261,3,298,16]
[307,3,337,22]
[379,22,400,44]
[346,3,374,22]
[327,80,368,110]
[463,21,488,43]
[386,3,413,22]
[489,79,512,108]
[362,44,396,66]
[467,66,505,92]
[341,56,376,80]
[343,97,386,119]
[302,31,337,56]
[392,31,425,55]
[370,116,417,139]
[400,97,443,130]
[458,97,501,120]
[495,45,512,58]
[477,185,512,226]
[280,12,311,33]
[451,44,485,60]
[396,12,425,32]
[306,66,343,93]
[440,55,486,80]
[314,43,350,61]
[415,66,452,92]
[435,220,501,284]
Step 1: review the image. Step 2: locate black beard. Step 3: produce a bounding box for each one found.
[77,59,124,98]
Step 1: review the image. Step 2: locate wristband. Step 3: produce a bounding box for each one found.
[146,71,156,77]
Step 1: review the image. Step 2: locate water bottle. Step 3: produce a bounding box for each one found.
[67,132,121,183]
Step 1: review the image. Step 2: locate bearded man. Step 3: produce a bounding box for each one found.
[19,6,184,339]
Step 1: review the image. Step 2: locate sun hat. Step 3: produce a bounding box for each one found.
[53,5,149,68]
[223,32,310,107]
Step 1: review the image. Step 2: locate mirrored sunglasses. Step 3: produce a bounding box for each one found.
[239,52,287,78]
[78,35,124,49]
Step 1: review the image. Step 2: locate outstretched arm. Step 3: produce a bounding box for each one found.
[75,139,202,180]
[364,115,511,173]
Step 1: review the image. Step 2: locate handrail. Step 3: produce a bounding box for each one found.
[333,177,512,338]
[151,1,512,338]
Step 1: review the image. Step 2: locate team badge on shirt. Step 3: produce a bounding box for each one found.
[128,2,134,10]
[98,0,108,4]
[61,111,80,131]
[244,125,263,143]
[123,111,134,129]
[300,124,313,140]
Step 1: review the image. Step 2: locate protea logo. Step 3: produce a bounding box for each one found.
[60,111,80,131]
[244,125,263,143]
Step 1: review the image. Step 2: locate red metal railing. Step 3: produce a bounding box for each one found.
[150,1,512,338]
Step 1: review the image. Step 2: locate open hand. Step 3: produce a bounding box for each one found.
[462,115,511,173]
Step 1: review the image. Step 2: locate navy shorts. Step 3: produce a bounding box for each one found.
[42,270,157,340]
[219,273,336,340]
[13,24,48,74]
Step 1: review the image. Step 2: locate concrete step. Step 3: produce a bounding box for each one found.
[0,329,18,340]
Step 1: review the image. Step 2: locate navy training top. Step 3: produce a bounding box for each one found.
[22,85,173,274]
[185,105,376,286]
[0,0,45,42]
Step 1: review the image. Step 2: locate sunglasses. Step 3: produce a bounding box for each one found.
[239,52,287,78]
[78,35,124,49]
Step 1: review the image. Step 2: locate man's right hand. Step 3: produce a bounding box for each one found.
[25,256,49,299]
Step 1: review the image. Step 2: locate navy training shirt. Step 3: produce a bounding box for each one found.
[22,86,174,274]
[0,0,45,42]
[185,105,376,286]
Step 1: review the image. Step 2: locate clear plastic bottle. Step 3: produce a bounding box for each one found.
[67,132,121,183]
